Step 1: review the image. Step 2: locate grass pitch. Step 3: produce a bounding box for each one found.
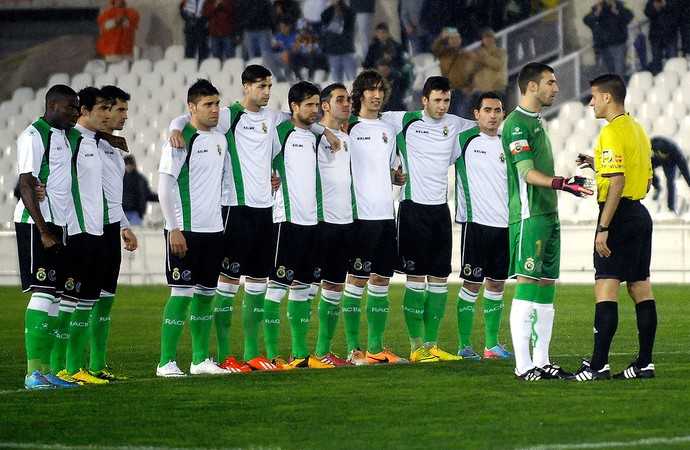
[1,284,689,450]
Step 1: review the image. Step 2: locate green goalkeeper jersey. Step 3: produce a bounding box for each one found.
[502,106,558,224]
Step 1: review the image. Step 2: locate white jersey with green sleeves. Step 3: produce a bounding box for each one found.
[66,125,105,236]
[316,127,352,224]
[13,118,76,226]
[158,124,226,233]
[501,106,557,224]
[381,111,473,205]
[347,115,397,220]
[272,121,319,226]
[455,126,508,227]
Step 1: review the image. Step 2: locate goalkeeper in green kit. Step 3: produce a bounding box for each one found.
[502,63,594,381]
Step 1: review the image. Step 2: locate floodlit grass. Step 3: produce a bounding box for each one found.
[1,284,689,449]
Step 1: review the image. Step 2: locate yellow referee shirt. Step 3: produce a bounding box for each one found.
[593,114,652,203]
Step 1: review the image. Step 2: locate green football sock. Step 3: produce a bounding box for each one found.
[66,301,96,375]
[89,295,114,372]
[25,292,53,374]
[457,287,478,349]
[51,300,75,373]
[366,284,389,354]
[423,282,448,344]
[242,282,266,361]
[316,289,342,357]
[342,283,364,352]
[403,282,426,350]
[190,292,214,365]
[43,299,60,374]
[287,286,311,359]
[263,284,286,360]
[159,295,192,366]
[483,289,505,349]
[213,282,238,362]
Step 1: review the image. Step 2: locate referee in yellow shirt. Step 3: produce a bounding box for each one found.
[570,74,657,381]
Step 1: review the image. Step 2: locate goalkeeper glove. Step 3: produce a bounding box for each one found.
[551,176,594,197]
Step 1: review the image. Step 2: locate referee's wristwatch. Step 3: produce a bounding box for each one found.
[596,225,609,233]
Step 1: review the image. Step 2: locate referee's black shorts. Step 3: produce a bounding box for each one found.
[594,198,652,282]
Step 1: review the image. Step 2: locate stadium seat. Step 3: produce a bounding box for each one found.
[83,59,107,75]
[130,59,153,75]
[94,72,118,87]
[161,71,186,90]
[141,45,163,62]
[628,71,653,90]
[117,73,140,92]
[681,72,690,89]
[636,102,662,121]
[222,57,244,74]
[47,73,70,86]
[34,87,49,103]
[626,85,645,107]
[139,72,163,91]
[663,101,688,119]
[199,58,222,77]
[176,58,199,78]
[164,45,185,61]
[21,99,43,121]
[71,72,94,90]
[652,115,678,136]
[546,118,572,140]
[654,71,679,90]
[674,129,690,156]
[573,117,600,138]
[0,129,16,149]
[663,57,688,76]
[557,101,585,122]
[153,58,176,74]
[106,60,130,77]
[647,86,671,105]
[12,87,34,103]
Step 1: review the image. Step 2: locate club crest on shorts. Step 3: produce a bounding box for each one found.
[65,278,75,292]
[276,265,287,279]
[353,258,363,271]
[172,268,181,281]
[36,268,47,282]
[222,258,230,270]
[463,264,472,276]
[524,258,535,273]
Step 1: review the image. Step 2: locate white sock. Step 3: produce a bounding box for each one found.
[532,304,555,368]
[510,299,534,374]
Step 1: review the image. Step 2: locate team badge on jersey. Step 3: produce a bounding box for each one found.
[382,132,388,144]
[443,125,449,137]
[524,258,535,273]
[261,122,268,134]
[172,268,181,281]
[217,144,222,155]
[499,152,505,163]
[36,268,47,282]
[509,139,530,156]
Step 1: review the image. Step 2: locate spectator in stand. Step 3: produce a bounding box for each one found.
[350,0,375,59]
[650,136,690,213]
[238,0,274,59]
[363,23,405,71]
[420,0,454,54]
[96,0,139,63]
[432,27,475,118]
[502,0,535,66]
[376,59,409,111]
[321,0,357,83]
[583,1,634,77]
[122,155,158,227]
[454,0,493,44]
[471,28,508,102]
[273,0,302,28]
[644,0,680,75]
[400,0,424,54]
[302,0,330,36]
[203,0,237,61]
[180,0,210,61]
[269,17,300,81]
[288,21,330,80]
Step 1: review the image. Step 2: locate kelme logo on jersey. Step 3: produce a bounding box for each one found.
[353,258,363,271]
[443,125,449,137]
[172,268,181,281]
[36,268,47,282]
[382,132,388,144]
[276,266,287,278]
[524,258,535,273]
[463,264,472,276]
[261,122,268,133]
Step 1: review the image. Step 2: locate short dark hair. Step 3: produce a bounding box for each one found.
[124,154,136,166]
[517,62,554,95]
[241,64,272,85]
[589,73,627,104]
[422,76,452,99]
[187,78,219,104]
[77,86,110,112]
[473,91,504,111]
[320,82,347,105]
[375,22,389,31]
[45,84,77,108]
[288,81,320,114]
[100,85,131,104]
[351,69,390,115]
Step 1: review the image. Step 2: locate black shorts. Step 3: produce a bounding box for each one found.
[219,205,273,280]
[165,230,223,289]
[349,219,396,279]
[62,233,105,301]
[397,201,452,278]
[594,199,652,282]
[100,222,122,295]
[459,222,509,283]
[269,221,317,286]
[313,221,353,285]
[16,222,66,293]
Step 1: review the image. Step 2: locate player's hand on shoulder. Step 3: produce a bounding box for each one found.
[169,130,186,149]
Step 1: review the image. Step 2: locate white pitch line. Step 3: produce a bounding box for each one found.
[517,435,690,450]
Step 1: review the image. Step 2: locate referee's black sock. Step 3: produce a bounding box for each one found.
[635,300,657,367]
[591,301,618,371]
